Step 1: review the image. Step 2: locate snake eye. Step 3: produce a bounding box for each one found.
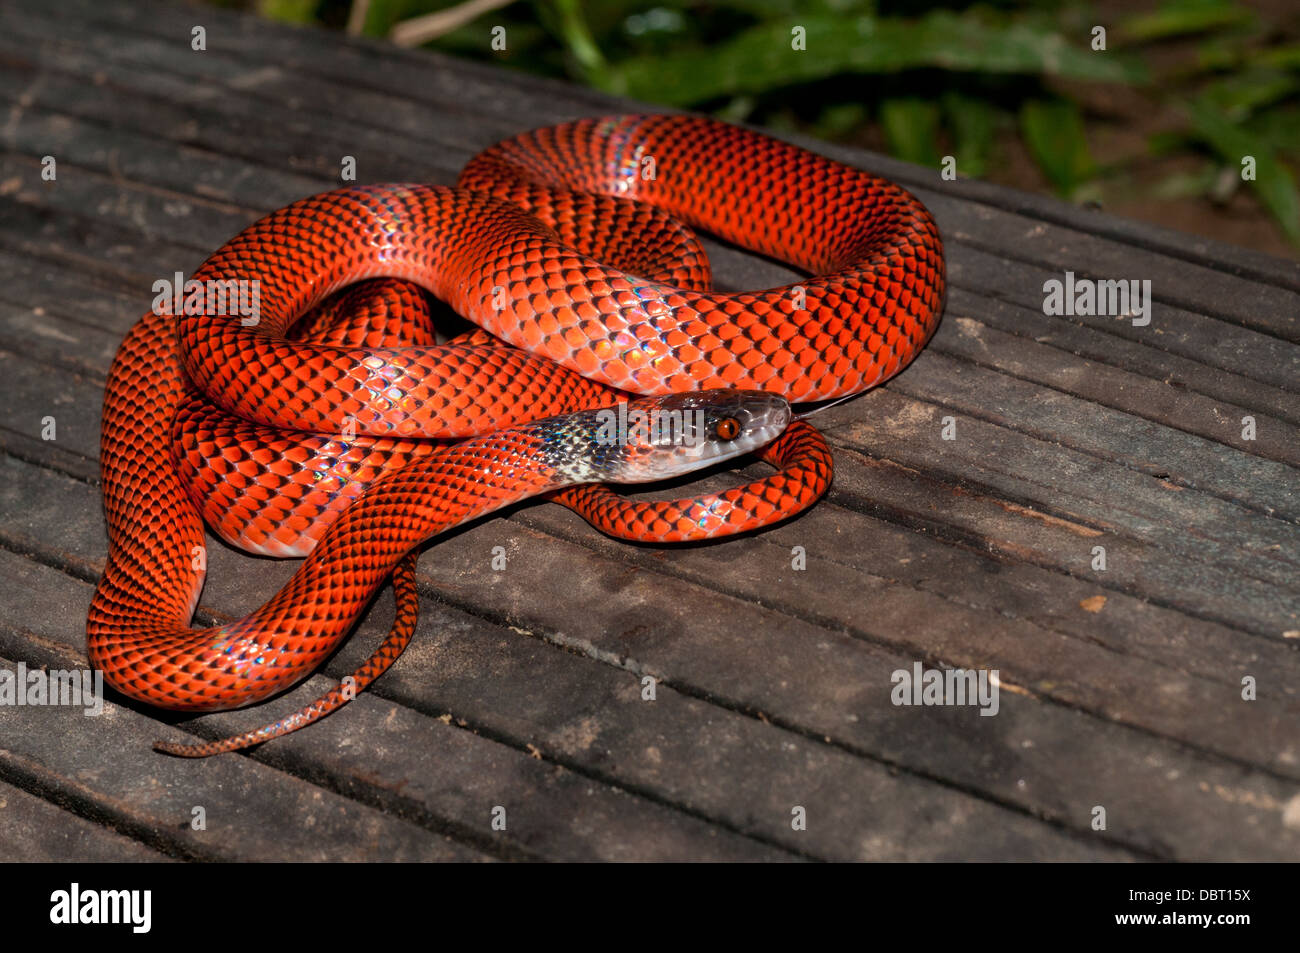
[715,417,740,440]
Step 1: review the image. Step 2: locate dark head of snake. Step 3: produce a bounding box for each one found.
[532,389,792,486]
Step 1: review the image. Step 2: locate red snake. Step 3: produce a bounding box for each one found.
[86,115,945,756]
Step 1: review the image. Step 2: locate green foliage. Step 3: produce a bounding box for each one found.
[356,1,427,34]
[880,98,943,168]
[1183,97,1300,242]
[942,92,1000,179]
[1020,99,1095,198]
[255,0,320,22]
[1119,0,1254,42]
[1196,70,1297,119]
[253,0,1300,247]
[600,10,1144,105]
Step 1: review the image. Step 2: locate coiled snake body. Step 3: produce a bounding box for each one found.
[86,115,945,756]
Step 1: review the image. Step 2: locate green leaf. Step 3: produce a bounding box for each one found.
[715,95,759,124]
[1246,44,1300,72]
[256,0,321,24]
[1151,165,1222,200]
[545,0,608,78]
[1197,70,1298,120]
[879,98,941,167]
[1020,99,1096,198]
[620,0,879,18]
[1147,130,1193,157]
[942,92,1000,179]
[811,102,868,141]
[1195,38,1241,72]
[358,0,431,38]
[1184,98,1300,243]
[600,10,1146,106]
[1246,105,1300,155]
[1120,0,1255,43]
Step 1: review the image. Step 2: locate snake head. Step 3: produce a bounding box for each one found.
[594,389,792,484]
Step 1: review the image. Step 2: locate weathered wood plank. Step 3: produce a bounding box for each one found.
[854,364,1299,579]
[942,243,1297,397]
[826,428,1297,638]
[0,684,494,861]
[0,460,1134,860]
[422,506,1299,776]
[0,106,323,216]
[0,780,173,862]
[0,49,432,186]
[939,287,1299,440]
[3,451,1297,859]
[0,648,494,860]
[0,549,793,861]
[709,224,1299,461]
[518,479,1297,691]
